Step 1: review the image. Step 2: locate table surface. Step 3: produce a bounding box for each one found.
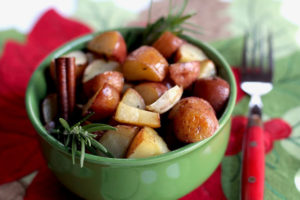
[0,0,299,199]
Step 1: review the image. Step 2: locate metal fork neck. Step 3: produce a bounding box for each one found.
[248,95,262,127]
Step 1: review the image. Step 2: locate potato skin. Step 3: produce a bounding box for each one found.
[169,61,201,89]
[152,31,184,59]
[83,71,124,98]
[84,83,120,121]
[193,77,230,114]
[171,97,219,143]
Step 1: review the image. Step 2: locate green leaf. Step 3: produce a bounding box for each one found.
[71,135,76,165]
[80,139,85,168]
[59,118,71,131]
[82,123,116,132]
[90,138,114,158]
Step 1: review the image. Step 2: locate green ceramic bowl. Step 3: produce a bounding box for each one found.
[26,27,236,200]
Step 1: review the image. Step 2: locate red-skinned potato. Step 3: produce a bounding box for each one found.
[169,61,201,89]
[82,83,120,121]
[87,31,127,63]
[134,82,168,105]
[122,46,168,82]
[174,43,207,63]
[193,77,230,114]
[152,31,184,59]
[169,97,219,143]
[83,71,124,98]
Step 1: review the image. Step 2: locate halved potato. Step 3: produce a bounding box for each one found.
[99,125,139,158]
[198,59,216,79]
[169,61,201,89]
[122,46,168,82]
[87,31,127,63]
[121,88,145,109]
[134,82,168,105]
[174,43,207,63]
[83,71,124,98]
[146,85,183,114]
[82,59,121,83]
[115,102,160,128]
[126,127,170,158]
[152,31,184,59]
[82,83,120,121]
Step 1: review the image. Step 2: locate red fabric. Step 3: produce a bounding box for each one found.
[0,9,292,200]
[0,9,91,186]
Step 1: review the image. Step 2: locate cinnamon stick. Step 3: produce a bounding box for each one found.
[55,58,69,120]
[55,57,76,121]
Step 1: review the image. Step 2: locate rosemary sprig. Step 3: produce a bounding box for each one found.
[58,116,116,168]
[142,0,200,45]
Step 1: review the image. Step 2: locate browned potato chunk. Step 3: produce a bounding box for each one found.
[82,84,120,121]
[82,59,121,83]
[134,82,168,105]
[122,46,168,82]
[193,77,230,114]
[170,97,219,143]
[174,43,207,62]
[169,61,201,89]
[126,127,169,158]
[115,102,160,128]
[99,125,139,158]
[152,31,184,59]
[87,31,127,63]
[146,85,183,114]
[83,71,124,98]
[121,88,145,109]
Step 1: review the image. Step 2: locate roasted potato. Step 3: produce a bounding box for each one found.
[87,31,127,63]
[83,71,124,98]
[134,82,168,105]
[152,31,184,59]
[169,61,201,89]
[82,59,121,83]
[122,46,168,82]
[146,85,183,114]
[99,125,139,158]
[121,88,145,109]
[193,77,230,114]
[174,43,208,63]
[198,59,216,79]
[115,102,160,128]
[82,83,120,121]
[169,97,219,143]
[126,127,169,158]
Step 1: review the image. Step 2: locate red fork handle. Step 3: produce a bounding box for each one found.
[241,125,265,200]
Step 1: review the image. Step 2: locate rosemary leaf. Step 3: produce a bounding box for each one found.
[72,135,76,165]
[72,112,94,128]
[175,0,188,18]
[82,123,116,132]
[90,138,114,158]
[59,118,71,131]
[65,134,70,146]
[80,139,85,168]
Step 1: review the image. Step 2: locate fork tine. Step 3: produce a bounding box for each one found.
[258,32,264,69]
[241,32,249,72]
[268,33,273,81]
[251,29,258,67]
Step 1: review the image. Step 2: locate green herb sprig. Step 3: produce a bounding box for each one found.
[142,0,201,45]
[58,113,116,168]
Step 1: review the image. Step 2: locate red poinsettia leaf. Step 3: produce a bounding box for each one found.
[180,166,227,200]
[264,131,274,154]
[24,164,80,200]
[225,116,248,155]
[264,119,292,140]
[231,67,245,103]
[0,9,91,185]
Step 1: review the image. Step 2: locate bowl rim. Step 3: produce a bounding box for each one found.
[25,27,237,167]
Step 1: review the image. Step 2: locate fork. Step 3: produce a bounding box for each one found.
[240,32,273,200]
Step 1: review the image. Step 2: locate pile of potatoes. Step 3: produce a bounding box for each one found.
[47,31,230,159]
